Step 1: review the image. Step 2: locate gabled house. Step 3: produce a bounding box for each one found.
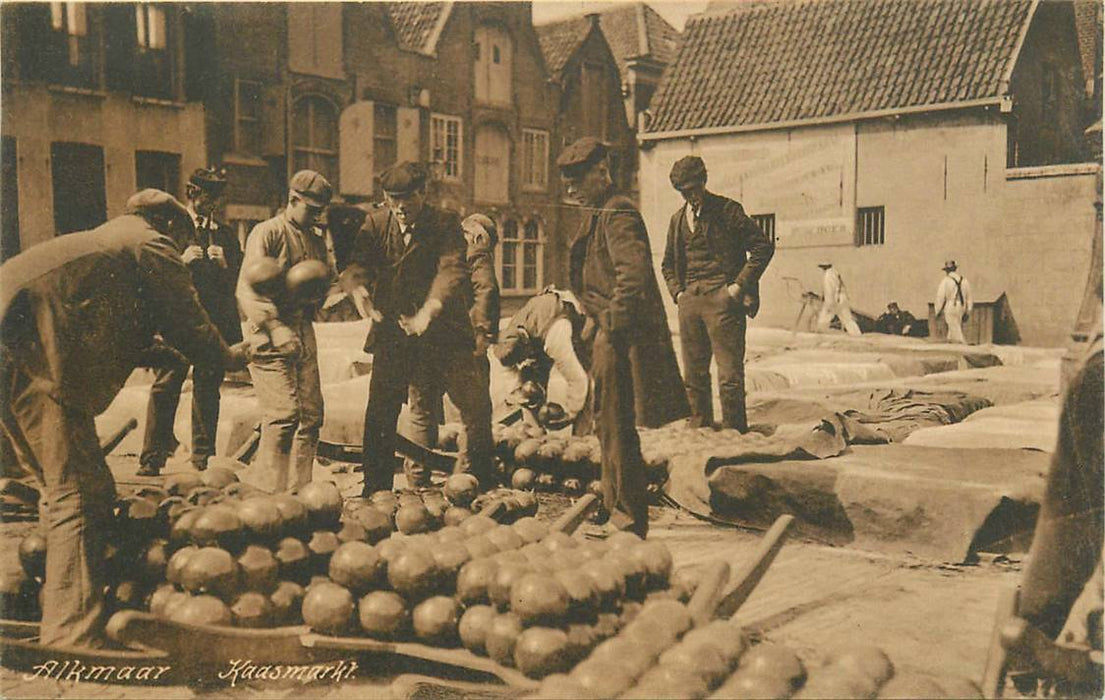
[73,2,565,313]
[641,0,1099,346]
[594,3,680,130]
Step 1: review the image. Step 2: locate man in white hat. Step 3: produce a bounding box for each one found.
[816,262,861,335]
[934,260,973,344]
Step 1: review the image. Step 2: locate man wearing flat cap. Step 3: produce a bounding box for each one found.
[662,155,774,432]
[139,167,243,475]
[0,189,248,648]
[342,162,495,494]
[558,137,689,538]
[237,169,338,493]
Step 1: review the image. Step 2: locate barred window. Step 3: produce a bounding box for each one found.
[856,206,885,246]
[751,213,776,243]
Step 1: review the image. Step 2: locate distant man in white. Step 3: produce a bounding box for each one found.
[934,260,974,344]
[816,262,861,335]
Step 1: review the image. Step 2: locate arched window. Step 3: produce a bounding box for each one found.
[498,216,543,293]
[292,95,338,188]
[474,25,512,106]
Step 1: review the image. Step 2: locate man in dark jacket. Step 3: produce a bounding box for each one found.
[405,212,501,486]
[341,162,494,495]
[139,167,243,475]
[559,137,681,538]
[0,189,248,648]
[662,156,774,432]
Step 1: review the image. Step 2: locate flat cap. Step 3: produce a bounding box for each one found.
[817,261,833,268]
[188,166,228,191]
[556,137,607,177]
[290,169,333,207]
[380,161,428,196]
[125,188,190,220]
[669,156,707,190]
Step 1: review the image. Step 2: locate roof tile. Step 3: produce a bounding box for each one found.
[650,0,1034,133]
[387,2,447,54]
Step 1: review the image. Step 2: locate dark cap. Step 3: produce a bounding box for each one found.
[125,188,190,220]
[669,156,708,190]
[556,137,608,178]
[188,166,228,192]
[380,161,428,196]
[818,262,833,268]
[289,169,333,207]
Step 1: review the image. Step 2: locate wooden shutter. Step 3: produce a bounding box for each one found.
[339,101,375,197]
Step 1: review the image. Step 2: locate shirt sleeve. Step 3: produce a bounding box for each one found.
[236,222,290,341]
[137,236,231,368]
[544,317,589,417]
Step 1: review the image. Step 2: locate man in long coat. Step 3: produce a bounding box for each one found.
[341,162,494,495]
[558,137,687,537]
[0,190,247,647]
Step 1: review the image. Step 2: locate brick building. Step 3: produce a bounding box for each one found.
[0,2,586,314]
[187,2,564,312]
[641,0,1100,346]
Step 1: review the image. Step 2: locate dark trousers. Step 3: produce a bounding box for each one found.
[361,324,494,495]
[592,329,649,538]
[677,285,748,431]
[0,357,115,647]
[140,359,225,469]
[406,354,494,487]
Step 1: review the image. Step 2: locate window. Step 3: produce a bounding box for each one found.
[293,95,339,188]
[431,114,463,181]
[856,206,885,246]
[498,217,543,293]
[2,137,20,262]
[133,3,172,98]
[17,3,97,87]
[751,213,776,243]
[522,129,549,191]
[135,151,181,198]
[235,78,263,155]
[51,142,106,235]
[474,25,512,105]
[373,103,397,176]
[287,3,343,79]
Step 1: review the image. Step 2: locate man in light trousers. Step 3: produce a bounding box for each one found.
[816,262,862,335]
[934,260,974,344]
[237,170,336,493]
